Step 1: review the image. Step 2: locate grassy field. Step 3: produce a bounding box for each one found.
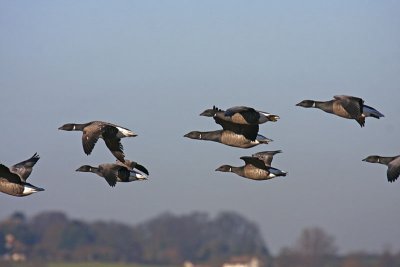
[2,262,178,267]
[49,263,171,267]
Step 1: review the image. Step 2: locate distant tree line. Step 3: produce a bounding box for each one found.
[274,227,400,267]
[0,211,269,265]
[1,211,399,267]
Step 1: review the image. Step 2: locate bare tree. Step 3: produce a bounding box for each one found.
[293,227,337,267]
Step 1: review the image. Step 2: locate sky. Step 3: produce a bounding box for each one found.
[1,0,400,255]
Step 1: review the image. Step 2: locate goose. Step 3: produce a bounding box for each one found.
[58,121,137,162]
[200,105,279,125]
[76,162,148,187]
[184,130,272,149]
[215,156,287,181]
[296,95,384,127]
[362,155,400,182]
[0,153,44,197]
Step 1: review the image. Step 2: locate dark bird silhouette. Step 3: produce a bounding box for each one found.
[296,95,384,127]
[215,156,287,181]
[200,105,279,125]
[185,106,273,148]
[362,155,400,182]
[184,130,272,149]
[76,162,148,187]
[0,153,44,197]
[58,121,137,162]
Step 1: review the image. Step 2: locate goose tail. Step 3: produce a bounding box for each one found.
[363,104,384,119]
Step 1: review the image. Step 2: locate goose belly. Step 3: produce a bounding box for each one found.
[332,102,356,119]
[22,185,39,196]
[0,180,24,196]
[243,166,271,180]
[220,132,256,148]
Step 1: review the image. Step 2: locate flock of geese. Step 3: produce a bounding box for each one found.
[0,95,398,198]
[0,121,148,197]
[184,105,288,180]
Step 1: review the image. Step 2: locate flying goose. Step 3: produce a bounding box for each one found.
[76,162,148,187]
[200,105,279,125]
[362,155,400,182]
[296,95,384,127]
[58,121,137,162]
[184,130,272,149]
[215,156,287,181]
[0,153,44,197]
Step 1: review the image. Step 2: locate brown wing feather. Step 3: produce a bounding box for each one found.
[98,165,119,187]
[334,95,363,119]
[387,157,400,182]
[0,164,22,183]
[104,138,125,162]
[214,117,258,141]
[240,156,268,170]
[82,124,103,155]
[118,160,149,175]
[10,153,40,182]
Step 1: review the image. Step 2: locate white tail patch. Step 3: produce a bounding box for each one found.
[259,111,272,116]
[255,134,273,143]
[268,167,287,176]
[116,126,136,138]
[129,171,148,181]
[23,185,42,195]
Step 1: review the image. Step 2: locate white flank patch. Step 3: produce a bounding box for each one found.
[255,134,273,143]
[259,111,271,116]
[23,185,39,195]
[129,171,147,181]
[116,126,136,138]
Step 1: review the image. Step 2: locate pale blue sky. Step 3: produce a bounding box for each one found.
[1,1,400,254]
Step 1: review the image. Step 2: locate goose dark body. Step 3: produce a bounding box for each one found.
[184,130,271,149]
[58,121,137,162]
[213,116,259,141]
[216,156,287,181]
[76,162,148,187]
[296,95,384,127]
[200,105,279,125]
